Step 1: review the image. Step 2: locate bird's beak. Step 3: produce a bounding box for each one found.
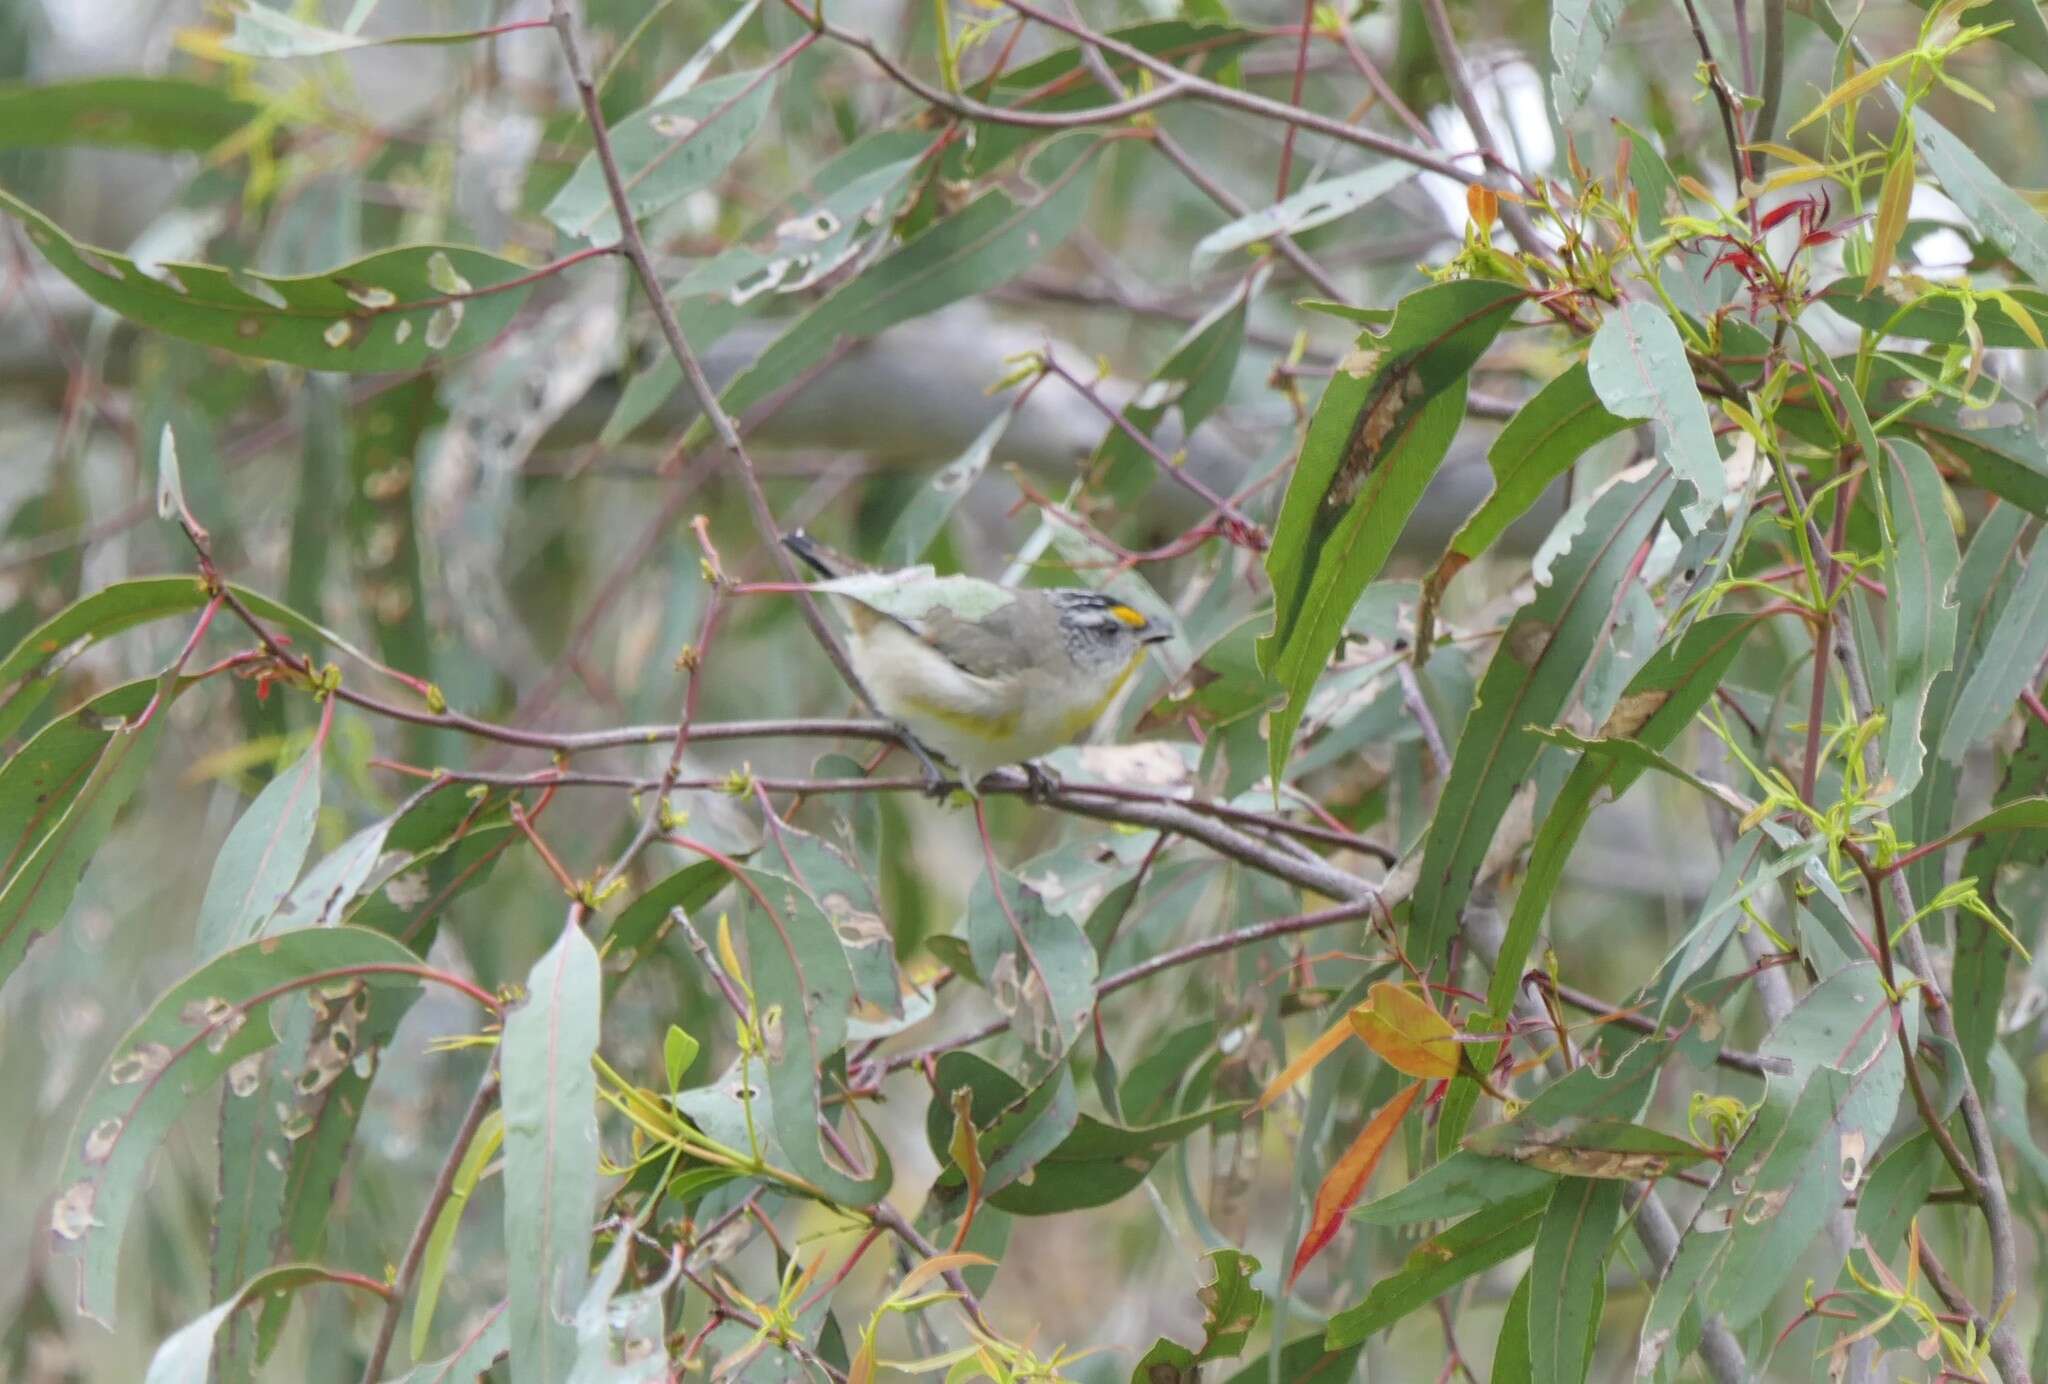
[1140,622,1174,646]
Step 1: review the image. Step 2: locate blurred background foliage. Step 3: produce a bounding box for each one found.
[1,0,2046,1381]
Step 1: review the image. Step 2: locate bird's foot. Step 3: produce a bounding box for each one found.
[899,728,961,801]
[1020,760,1062,803]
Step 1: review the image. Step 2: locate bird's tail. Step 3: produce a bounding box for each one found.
[781,530,865,580]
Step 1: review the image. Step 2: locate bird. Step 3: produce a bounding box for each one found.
[782,531,1173,793]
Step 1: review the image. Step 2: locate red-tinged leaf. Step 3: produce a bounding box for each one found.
[1758,199,1808,231]
[1250,1012,1354,1114]
[1349,981,1462,1079]
[1287,1081,1422,1287]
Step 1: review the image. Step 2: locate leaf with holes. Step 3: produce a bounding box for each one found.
[1417,360,1632,649]
[1878,441,1960,802]
[51,926,426,1324]
[1261,279,1525,782]
[1,191,533,372]
[1131,1248,1263,1380]
[546,70,776,243]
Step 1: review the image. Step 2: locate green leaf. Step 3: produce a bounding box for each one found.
[192,737,324,961]
[385,1302,507,1384]
[1492,1274,1534,1384]
[1191,163,1418,270]
[664,1026,700,1091]
[0,76,261,152]
[1878,440,1960,802]
[546,70,776,243]
[1465,1117,1713,1180]
[1954,719,2048,1087]
[1587,302,1723,526]
[1260,279,1526,781]
[270,815,394,931]
[1550,0,1628,116]
[1909,0,2048,74]
[145,1265,375,1384]
[1325,1191,1549,1346]
[1364,1041,1667,1225]
[884,408,1014,566]
[600,858,728,995]
[0,192,535,372]
[567,1230,671,1383]
[0,674,173,992]
[739,865,893,1203]
[503,923,603,1384]
[1218,1331,1361,1384]
[1914,109,2048,288]
[52,927,425,1324]
[925,1052,1241,1215]
[751,822,905,1025]
[410,1112,505,1363]
[1883,364,2048,519]
[0,576,207,740]
[1816,279,2048,348]
[688,135,1103,450]
[1419,360,1633,645]
[1410,467,1675,970]
[1086,287,1249,504]
[1526,1180,1620,1384]
[1130,1248,1263,1380]
[1938,524,2048,760]
[223,4,522,56]
[1853,1131,1944,1261]
[961,869,1099,1085]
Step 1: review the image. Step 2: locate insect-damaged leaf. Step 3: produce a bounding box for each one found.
[1465,1117,1713,1179]
[1289,1080,1422,1287]
[961,868,1098,1087]
[1877,441,1960,803]
[1587,301,1724,528]
[1260,279,1525,783]
[502,923,602,1384]
[52,927,424,1325]
[1417,360,1633,650]
[1130,1248,1264,1381]
[1349,981,1461,1078]
[0,191,533,372]
[1550,0,1628,117]
[1410,466,1675,972]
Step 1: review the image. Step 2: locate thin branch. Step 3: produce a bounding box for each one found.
[1415,0,1545,257]
[1753,0,1788,171]
[358,1071,501,1384]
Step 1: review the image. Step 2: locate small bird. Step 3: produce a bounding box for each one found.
[783,532,1173,792]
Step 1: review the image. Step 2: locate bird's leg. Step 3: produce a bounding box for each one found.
[1020,759,1062,803]
[897,728,959,800]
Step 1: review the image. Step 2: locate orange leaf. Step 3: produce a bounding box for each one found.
[1349,981,1461,1078]
[1288,1081,1423,1287]
[1249,1012,1355,1115]
[1467,184,1499,236]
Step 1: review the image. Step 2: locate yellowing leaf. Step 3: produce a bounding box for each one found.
[1865,146,1915,292]
[1249,1013,1355,1114]
[1287,1081,1422,1287]
[1349,981,1461,1079]
[946,1087,985,1252]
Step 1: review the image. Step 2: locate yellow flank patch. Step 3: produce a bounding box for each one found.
[1107,603,1148,628]
[903,695,1019,741]
[1056,651,1144,739]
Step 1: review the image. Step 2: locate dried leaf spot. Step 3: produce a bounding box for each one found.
[1337,346,1382,380]
[425,302,464,351]
[77,248,124,280]
[392,318,414,345]
[1506,619,1554,666]
[82,1119,122,1165]
[323,319,357,350]
[1327,367,1423,509]
[346,284,398,310]
[425,251,471,296]
[204,1007,248,1055]
[50,1181,100,1240]
[281,1111,316,1142]
[1839,1132,1867,1191]
[108,1042,172,1085]
[227,1052,266,1097]
[759,1005,787,1063]
[1739,1187,1789,1225]
[649,113,700,139]
[1598,688,1669,740]
[236,317,265,339]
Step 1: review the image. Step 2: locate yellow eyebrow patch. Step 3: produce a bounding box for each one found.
[1107,603,1148,628]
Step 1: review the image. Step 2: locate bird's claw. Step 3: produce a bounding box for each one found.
[898,728,960,801]
[1020,760,1061,803]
